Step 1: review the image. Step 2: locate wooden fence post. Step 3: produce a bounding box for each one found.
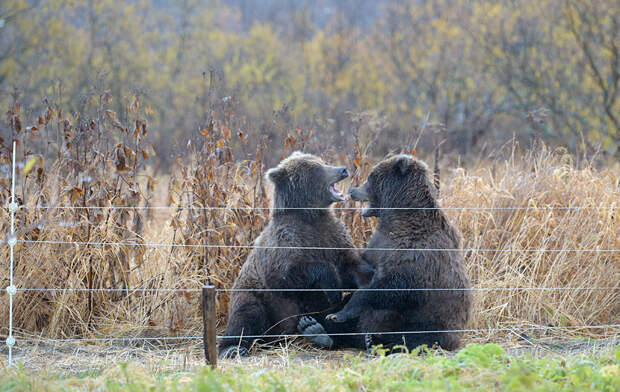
[202,285,217,368]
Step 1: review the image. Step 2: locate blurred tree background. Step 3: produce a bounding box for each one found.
[0,0,618,166]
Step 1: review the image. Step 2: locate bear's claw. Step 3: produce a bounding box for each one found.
[297,316,319,331]
[297,316,333,348]
[326,312,345,323]
[364,333,374,353]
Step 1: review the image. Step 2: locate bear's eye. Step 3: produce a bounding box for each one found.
[310,165,323,179]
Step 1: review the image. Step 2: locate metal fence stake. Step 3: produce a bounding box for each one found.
[202,285,217,368]
[6,141,18,368]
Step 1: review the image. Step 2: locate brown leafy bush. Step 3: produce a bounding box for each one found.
[0,98,618,344]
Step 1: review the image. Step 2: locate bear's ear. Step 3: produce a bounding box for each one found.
[394,156,411,176]
[265,166,287,184]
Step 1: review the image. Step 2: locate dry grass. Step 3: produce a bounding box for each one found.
[0,100,618,348]
[443,145,619,334]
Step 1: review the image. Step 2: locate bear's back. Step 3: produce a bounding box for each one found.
[365,215,472,330]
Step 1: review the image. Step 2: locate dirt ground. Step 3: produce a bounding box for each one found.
[2,334,618,373]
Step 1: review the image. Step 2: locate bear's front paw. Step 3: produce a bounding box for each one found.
[326,312,347,323]
[297,316,320,332]
[218,346,249,359]
[297,316,333,348]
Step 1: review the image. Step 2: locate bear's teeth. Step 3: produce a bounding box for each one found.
[330,184,345,200]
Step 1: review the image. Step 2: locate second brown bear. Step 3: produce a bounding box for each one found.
[300,154,472,352]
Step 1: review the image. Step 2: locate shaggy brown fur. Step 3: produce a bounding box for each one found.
[304,154,472,352]
[218,152,373,358]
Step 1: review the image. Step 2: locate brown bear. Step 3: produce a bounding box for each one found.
[299,154,472,352]
[218,152,373,358]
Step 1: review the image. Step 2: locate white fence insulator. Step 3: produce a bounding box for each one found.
[6,141,17,367]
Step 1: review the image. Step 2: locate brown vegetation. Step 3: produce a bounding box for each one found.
[0,98,618,345]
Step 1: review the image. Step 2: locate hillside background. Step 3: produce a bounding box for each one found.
[1,0,618,166]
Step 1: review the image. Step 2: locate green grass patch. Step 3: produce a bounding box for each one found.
[1,344,619,391]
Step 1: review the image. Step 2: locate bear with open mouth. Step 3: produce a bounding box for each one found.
[218,151,374,358]
[298,154,472,353]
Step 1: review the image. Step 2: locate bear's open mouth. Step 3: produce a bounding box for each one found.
[329,183,345,201]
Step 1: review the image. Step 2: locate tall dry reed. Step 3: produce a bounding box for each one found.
[1,101,618,344]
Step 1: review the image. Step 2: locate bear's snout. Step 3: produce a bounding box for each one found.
[349,183,370,202]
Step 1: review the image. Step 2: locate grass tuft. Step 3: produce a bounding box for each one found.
[0,343,618,391]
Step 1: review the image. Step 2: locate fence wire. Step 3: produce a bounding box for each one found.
[12,324,620,344]
[12,286,620,293]
[16,205,619,211]
[216,324,620,340]
[14,239,620,252]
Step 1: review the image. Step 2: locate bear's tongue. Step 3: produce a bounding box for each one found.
[329,184,345,201]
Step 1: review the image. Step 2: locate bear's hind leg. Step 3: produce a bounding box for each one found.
[218,296,270,359]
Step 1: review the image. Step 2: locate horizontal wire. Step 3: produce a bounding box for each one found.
[12,324,620,343]
[12,286,620,293]
[217,287,620,292]
[16,336,202,343]
[17,288,201,293]
[15,205,619,211]
[11,338,618,353]
[217,324,620,339]
[15,239,620,252]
